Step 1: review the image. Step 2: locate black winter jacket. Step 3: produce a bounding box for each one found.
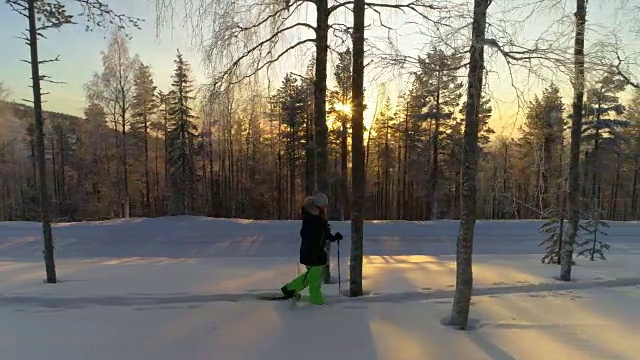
[298,198,338,266]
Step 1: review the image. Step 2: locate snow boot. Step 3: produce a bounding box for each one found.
[281,285,296,299]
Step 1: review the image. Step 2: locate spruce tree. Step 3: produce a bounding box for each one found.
[166,50,198,215]
[519,84,565,214]
[272,73,309,217]
[413,47,464,219]
[576,212,611,261]
[538,210,570,265]
[131,62,159,215]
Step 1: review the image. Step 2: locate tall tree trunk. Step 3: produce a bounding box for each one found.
[610,158,620,220]
[315,0,332,283]
[561,0,587,282]
[121,104,130,218]
[289,134,296,219]
[30,135,37,190]
[314,0,329,195]
[277,122,284,219]
[154,135,160,215]
[218,134,225,215]
[349,0,365,297]
[631,163,638,219]
[28,0,56,283]
[395,145,402,219]
[401,109,410,219]
[162,100,169,213]
[383,131,390,219]
[228,117,236,217]
[429,84,441,220]
[208,127,215,216]
[590,122,600,208]
[449,0,488,329]
[340,115,349,220]
[51,138,59,215]
[305,114,315,195]
[144,116,151,216]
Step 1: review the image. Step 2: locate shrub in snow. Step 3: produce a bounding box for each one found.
[576,215,611,261]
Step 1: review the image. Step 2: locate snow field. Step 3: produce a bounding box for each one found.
[1,216,640,359]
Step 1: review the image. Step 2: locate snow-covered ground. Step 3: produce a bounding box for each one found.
[2,216,640,360]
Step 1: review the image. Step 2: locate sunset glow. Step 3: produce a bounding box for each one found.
[334,102,352,114]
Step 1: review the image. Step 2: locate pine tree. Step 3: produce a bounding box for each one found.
[621,89,640,218]
[519,84,565,214]
[328,47,353,223]
[131,62,158,215]
[370,97,397,219]
[166,49,198,215]
[582,74,628,215]
[270,73,309,217]
[409,48,465,219]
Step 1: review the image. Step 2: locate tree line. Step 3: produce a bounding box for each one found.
[2,36,640,223]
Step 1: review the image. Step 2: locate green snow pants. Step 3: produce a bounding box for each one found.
[284,265,325,305]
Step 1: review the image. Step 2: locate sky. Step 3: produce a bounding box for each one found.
[0,0,639,138]
[0,0,204,116]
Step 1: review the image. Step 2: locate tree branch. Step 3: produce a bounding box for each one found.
[611,52,640,89]
[480,38,568,63]
[206,20,316,88]
[39,55,62,65]
[217,38,316,88]
[234,1,305,32]
[498,193,550,218]
[73,0,143,34]
[5,0,28,17]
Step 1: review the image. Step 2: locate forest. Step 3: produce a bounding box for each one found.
[0,0,639,224]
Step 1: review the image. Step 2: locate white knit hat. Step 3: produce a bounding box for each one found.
[312,192,329,207]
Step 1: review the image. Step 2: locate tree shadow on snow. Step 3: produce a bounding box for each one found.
[258,301,380,360]
[463,285,636,360]
[2,277,640,313]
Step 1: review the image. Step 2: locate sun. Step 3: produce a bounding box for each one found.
[334,102,352,114]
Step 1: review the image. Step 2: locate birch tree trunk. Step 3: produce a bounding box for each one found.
[315,0,332,283]
[449,0,489,329]
[561,0,587,282]
[349,0,365,297]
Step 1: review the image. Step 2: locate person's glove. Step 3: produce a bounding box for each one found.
[334,232,343,241]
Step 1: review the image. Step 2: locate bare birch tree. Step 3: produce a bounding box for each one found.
[560,0,587,281]
[86,31,140,218]
[349,0,365,297]
[447,0,489,330]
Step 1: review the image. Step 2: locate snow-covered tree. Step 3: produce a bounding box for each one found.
[166,50,198,215]
[86,31,141,218]
[131,62,159,214]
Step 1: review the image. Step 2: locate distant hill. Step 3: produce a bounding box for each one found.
[0,100,82,124]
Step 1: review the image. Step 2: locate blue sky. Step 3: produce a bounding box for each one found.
[0,0,204,116]
[0,0,638,136]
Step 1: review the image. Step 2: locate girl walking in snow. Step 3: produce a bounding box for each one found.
[280,192,343,305]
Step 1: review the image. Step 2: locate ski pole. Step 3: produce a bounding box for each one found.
[337,239,341,296]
